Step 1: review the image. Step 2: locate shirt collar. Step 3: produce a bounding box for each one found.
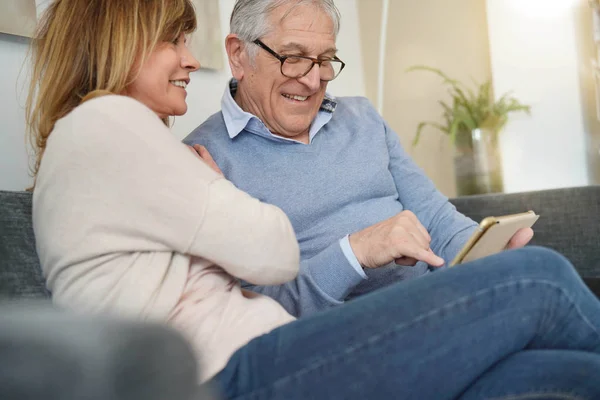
[221,79,337,143]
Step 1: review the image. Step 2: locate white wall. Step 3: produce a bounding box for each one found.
[486,0,590,193]
[0,0,365,191]
[0,34,32,191]
[358,0,492,197]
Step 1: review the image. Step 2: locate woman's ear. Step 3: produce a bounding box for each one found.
[225,34,246,81]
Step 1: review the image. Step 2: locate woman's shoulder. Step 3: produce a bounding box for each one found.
[42,95,174,177]
[67,94,159,126]
[52,95,165,147]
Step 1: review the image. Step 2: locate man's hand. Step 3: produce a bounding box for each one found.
[507,227,534,249]
[187,144,224,176]
[349,211,445,269]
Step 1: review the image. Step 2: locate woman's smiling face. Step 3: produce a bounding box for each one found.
[125,33,200,118]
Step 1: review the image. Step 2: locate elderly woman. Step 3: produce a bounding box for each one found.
[28,0,600,399]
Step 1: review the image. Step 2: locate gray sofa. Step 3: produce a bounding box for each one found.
[2,186,599,299]
[451,185,600,295]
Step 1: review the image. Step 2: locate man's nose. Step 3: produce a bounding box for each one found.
[297,63,322,91]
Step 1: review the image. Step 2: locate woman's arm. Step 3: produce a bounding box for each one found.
[37,95,299,285]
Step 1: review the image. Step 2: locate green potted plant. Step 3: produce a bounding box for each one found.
[407,65,531,196]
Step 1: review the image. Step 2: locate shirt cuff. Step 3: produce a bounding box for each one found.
[339,235,367,279]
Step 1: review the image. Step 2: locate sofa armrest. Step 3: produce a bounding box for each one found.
[450,185,600,277]
[0,302,218,400]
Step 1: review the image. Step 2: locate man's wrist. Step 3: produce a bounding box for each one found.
[339,235,367,279]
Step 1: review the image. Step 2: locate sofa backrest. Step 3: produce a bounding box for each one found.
[451,185,600,277]
[2,186,599,299]
[0,190,50,298]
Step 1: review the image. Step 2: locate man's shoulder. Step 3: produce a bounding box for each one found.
[330,96,379,120]
[333,95,373,107]
[183,111,228,145]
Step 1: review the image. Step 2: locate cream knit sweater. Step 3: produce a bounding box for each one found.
[32,95,299,381]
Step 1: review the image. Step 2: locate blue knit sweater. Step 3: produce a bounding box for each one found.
[184,93,477,317]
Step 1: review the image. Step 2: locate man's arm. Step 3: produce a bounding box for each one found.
[241,241,365,317]
[382,119,477,265]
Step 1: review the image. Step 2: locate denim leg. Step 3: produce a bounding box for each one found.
[460,350,600,399]
[213,247,600,400]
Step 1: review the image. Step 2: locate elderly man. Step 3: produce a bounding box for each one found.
[184,0,532,317]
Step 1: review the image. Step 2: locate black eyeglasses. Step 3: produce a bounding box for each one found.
[253,39,345,82]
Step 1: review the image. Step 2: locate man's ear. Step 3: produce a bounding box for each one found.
[225,34,247,81]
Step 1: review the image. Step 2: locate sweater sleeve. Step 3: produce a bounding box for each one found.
[382,117,477,266]
[190,178,300,284]
[38,96,299,286]
[241,241,365,317]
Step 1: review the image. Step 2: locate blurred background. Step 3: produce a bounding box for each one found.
[1,0,599,198]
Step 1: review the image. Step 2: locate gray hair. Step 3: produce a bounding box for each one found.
[230,0,341,61]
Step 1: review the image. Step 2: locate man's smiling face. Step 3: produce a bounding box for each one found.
[235,3,336,143]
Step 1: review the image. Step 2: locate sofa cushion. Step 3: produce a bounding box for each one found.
[0,190,50,298]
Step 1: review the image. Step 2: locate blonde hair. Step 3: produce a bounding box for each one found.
[26,0,197,181]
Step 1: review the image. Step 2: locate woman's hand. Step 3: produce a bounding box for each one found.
[187,144,224,176]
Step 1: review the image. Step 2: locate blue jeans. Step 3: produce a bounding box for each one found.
[212,247,600,399]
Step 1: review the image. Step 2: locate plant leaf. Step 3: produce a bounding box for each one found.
[412,121,449,147]
[406,64,532,146]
